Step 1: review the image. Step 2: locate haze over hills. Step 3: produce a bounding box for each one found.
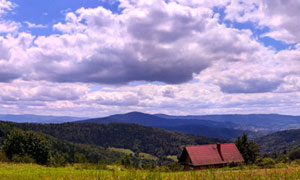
[0,114,86,124]
[155,113,300,133]
[78,112,236,128]
[1,111,300,140]
[77,112,256,139]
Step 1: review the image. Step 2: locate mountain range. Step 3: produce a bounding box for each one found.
[1,112,300,140]
[0,111,299,156]
[0,114,84,123]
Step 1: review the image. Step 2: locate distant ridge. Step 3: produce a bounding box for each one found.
[78,111,236,128]
[77,111,253,140]
[0,114,85,124]
[154,113,300,133]
[2,112,300,139]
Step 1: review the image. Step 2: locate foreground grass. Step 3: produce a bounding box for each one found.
[0,163,299,180]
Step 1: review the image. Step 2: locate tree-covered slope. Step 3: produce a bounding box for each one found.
[0,122,124,164]
[78,112,252,139]
[8,122,227,158]
[163,125,247,140]
[156,114,300,133]
[256,128,300,152]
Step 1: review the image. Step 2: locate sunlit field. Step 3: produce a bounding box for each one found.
[0,163,299,180]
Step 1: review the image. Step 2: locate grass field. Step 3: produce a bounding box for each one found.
[0,163,299,180]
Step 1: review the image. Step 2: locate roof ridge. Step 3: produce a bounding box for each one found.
[185,142,235,147]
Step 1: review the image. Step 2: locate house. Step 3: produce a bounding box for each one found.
[179,143,244,170]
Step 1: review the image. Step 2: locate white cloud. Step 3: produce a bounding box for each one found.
[24,21,47,29]
[24,0,273,87]
[0,0,300,116]
[0,0,15,15]
[0,0,19,33]
[223,0,300,44]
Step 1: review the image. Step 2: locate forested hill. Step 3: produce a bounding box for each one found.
[256,128,300,153]
[0,114,84,123]
[6,121,227,158]
[156,113,300,133]
[0,122,124,164]
[77,112,251,140]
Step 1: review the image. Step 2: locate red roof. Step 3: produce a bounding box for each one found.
[180,143,244,166]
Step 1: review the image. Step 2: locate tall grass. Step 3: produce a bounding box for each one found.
[0,163,299,180]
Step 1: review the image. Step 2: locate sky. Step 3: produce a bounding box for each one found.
[0,0,300,117]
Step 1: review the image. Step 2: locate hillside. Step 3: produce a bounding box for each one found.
[0,114,85,123]
[156,114,300,133]
[78,112,251,139]
[163,125,247,140]
[0,122,124,164]
[79,112,236,128]
[256,128,300,152]
[7,121,227,158]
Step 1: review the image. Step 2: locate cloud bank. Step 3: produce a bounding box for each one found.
[0,0,299,116]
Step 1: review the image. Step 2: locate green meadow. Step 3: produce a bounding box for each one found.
[0,163,299,180]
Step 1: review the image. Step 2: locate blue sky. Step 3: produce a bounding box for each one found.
[5,0,120,36]
[0,0,300,117]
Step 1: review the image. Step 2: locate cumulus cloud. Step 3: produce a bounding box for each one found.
[20,0,270,87]
[0,0,300,116]
[219,78,282,94]
[0,80,88,102]
[0,0,19,33]
[0,0,14,14]
[224,0,300,44]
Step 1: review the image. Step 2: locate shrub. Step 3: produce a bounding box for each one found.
[74,152,87,163]
[2,130,50,165]
[227,161,238,168]
[0,150,9,162]
[121,155,133,168]
[288,148,300,160]
[291,159,300,166]
[255,157,275,168]
[49,152,69,167]
[11,155,35,164]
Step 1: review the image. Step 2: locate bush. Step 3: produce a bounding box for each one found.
[121,155,133,168]
[290,159,300,166]
[74,152,87,163]
[227,161,238,168]
[255,157,275,168]
[11,155,35,164]
[276,154,290,163]
[288,148,300,160]
[2,130,50,165]
[0,150,9,162]
[165,162,183,172]
[49,152,69,167]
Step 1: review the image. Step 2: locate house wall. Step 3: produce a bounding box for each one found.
[184,163,226,171]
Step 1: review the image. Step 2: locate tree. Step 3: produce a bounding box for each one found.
[2,130,50,165]
[288,148,300,160]
[235,133,260,164]
[121,155,133,168]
